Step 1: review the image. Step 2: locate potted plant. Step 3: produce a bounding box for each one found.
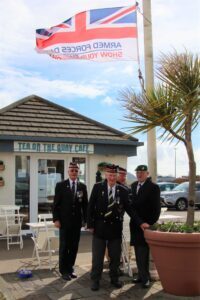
[0,160,5,171]
[0,176,5,186]
[145,222,200,296]
[121,50,200,296]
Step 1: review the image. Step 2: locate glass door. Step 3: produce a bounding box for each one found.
[38,159,64,215]
[72,157,86,183]
[15,156,30,228]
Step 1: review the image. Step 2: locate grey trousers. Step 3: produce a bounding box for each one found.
[90,235,121,282]
[134,244,150,283]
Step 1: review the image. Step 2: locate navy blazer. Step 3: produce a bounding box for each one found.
[87,180,141,240]
[52,179,88,229]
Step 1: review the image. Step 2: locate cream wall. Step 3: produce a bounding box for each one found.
[0,153,15,205]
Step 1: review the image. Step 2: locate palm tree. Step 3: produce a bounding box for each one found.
[121,51,200,226]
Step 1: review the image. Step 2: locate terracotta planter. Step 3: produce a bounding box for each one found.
[144,229,200,296]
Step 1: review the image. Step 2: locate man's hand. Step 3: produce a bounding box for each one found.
[54,220,61,228]
[87,228,94,233]
[140,222,150,231]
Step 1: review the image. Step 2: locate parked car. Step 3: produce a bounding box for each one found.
[157,182,178,192]
[157,182,178,207]
[161,181,200,211]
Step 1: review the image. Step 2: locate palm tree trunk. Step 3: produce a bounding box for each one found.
[185,120,196,226]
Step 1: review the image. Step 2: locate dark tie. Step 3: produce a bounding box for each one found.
[137,183,142,194]
[108,188,113,204]
[72,181,75,197]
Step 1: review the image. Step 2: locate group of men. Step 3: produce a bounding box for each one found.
[52,162,161,291]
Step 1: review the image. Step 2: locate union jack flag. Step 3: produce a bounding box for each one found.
[36,5,138,61]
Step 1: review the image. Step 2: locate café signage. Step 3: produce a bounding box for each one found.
[14,141,94,154]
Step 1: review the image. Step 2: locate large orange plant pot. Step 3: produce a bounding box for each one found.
[144,229,200,296]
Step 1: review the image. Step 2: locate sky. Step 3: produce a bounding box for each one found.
[0,0,199,177]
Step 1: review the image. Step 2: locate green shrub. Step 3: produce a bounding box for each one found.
[151,221,200,233]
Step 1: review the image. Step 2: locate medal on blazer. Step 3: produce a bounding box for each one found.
[76,190,83,202]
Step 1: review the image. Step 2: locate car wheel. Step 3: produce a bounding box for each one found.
[175,198,187,211]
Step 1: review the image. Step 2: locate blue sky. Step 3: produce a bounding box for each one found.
[0,0,199,177]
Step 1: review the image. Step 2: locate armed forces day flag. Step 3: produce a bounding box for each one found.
[36,5,138,62]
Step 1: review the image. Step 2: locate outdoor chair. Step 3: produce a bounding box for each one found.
[31,221,59,270]
[0,205,23,250]
[5,213,23,250]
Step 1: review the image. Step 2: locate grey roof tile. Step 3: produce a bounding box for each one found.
[0,95,140,145]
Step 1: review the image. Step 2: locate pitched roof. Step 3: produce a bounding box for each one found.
[0,95,141,146]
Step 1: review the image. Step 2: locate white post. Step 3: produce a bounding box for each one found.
[143,0,159,280]
[143,0,157,183]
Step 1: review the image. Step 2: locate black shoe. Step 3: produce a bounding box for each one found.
[91,281,99,291]
[70,272,77,279]
[142,280,150,288]
[62,274,71,281]
[132,277,142,283]
[111,280,123,289]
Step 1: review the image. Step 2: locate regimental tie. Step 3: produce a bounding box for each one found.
[105,188,114,218]
[108,188,114,204]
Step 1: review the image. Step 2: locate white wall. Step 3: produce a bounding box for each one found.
[0,153,15,205]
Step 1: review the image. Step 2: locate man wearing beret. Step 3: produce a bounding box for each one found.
[117,167,128,187]
[130,165,161,288]
[53,162,88,281]
[87,164,142,291]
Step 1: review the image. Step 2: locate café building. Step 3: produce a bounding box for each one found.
[0,95,142,224]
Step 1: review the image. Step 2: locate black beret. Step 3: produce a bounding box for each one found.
[118,167,127,173]
[69,162,79,169]
[105,164,118,173]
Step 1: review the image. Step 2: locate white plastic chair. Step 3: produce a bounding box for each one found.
[121,233,133,277]
[0,206,23,250]
[31,221,59,269]
[5,213,23,250]
[0,217,7,236]
[38,213,52,222]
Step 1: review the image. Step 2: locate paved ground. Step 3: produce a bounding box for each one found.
[0,210,200,300]
[1,232,200,300]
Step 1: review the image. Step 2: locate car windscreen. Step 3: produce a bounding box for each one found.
[173,182,188,192]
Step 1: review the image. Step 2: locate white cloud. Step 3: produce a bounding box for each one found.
[121,65,134,76]
[0,68,107,108]
[101,96,117,106]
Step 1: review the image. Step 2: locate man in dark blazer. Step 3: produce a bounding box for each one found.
[130,165,161,288]
[52,162,88,281]
[87,164,142,291]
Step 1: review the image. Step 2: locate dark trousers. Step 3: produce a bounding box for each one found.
[90,235,121,282]
[59,226,81,275]
[134,244,150,283]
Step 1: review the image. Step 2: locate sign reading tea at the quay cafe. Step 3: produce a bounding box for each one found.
[14,141,94,154]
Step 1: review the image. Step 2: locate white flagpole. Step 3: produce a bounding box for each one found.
[143,0,157,182]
